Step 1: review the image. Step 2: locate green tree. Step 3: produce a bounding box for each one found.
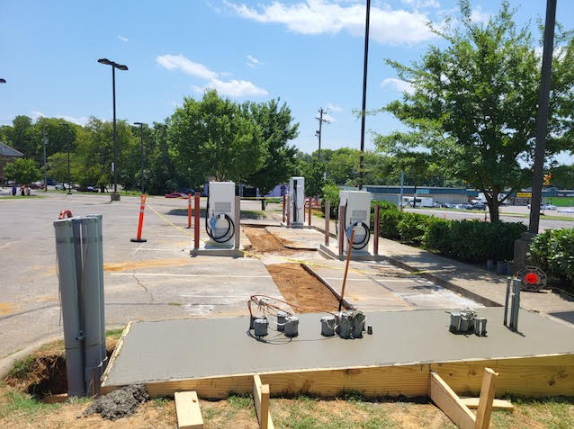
[169,90,266,184]
[47,152,82,185]
[377,0,574,222]
[1,116,36,159]
[4,158,41,185]
[549,164,574,189]
[245,99,299,195]
[298,159,326,198]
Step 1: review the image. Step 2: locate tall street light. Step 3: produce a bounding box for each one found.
[358,0,371,190]
[529,0,557,234]
[133,122,145,194]
[0,79,5,83]
[98,58,128,202]
[60,123,73,195]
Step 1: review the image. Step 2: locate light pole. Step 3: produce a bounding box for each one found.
[98,58,128,202]
[0,79,5,83]
[358,0,371,190]
[133,122,145,194]
[529,0,557,234]
[60,123,73,195]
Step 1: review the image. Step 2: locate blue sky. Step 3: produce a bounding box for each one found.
[1,0,573,163]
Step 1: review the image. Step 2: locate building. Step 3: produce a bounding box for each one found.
[0,141,23,183]
[365,185,479,205]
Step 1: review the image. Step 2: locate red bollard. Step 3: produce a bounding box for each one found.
[308,197,312,226]
[282,194,286,223]
[187,193,192,229]
[194,193,200,250]
[374,205,380,256]
[131,195,148,243]
[58,209,73,219]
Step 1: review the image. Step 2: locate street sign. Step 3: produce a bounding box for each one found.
[516,192,532,198]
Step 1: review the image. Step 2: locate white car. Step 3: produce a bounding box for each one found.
[527,203,557,210]
[54,183,66,190]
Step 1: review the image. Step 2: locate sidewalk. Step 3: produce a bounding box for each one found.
[305,212,574,325]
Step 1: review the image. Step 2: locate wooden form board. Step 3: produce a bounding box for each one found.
[460,398,513,411]
[253,375,274,429]
[175,391,203,429]
[101,353,574,398]
[475,369,498,429]
[430,372,476,429]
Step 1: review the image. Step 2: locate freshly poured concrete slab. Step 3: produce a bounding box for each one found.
[103,308,574,387]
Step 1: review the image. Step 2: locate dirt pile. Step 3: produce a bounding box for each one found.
[83,384,150,420]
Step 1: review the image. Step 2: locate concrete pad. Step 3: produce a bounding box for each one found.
[102,308,574,388]
[266,226,324,250]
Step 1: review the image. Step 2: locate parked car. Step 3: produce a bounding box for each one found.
[165,188,195,198]
[527,203,557,210]
[78,186,99,193]
[30,181,45,189]
[54,183,66,190]
[466,202,486,210]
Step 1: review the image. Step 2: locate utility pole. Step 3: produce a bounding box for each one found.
[358,0,371,190]
[315,108,330,160]
[529,0,557,234]
[43,124,48,192]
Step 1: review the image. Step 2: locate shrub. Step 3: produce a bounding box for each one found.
[530,228,574,285]
[371,200,398,212]
[397,212,433,244]
[423,219,526,262]
[379,211,403,240]
[321,183,340,218]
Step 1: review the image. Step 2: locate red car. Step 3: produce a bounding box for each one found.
[165,192,191,199]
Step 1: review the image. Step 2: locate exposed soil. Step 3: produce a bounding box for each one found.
[104,258,192,272]
[267,263,341,313]
[243,226,287,253]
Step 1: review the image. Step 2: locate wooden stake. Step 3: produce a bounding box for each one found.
[474,368,498,429]
[253,375,274,429]
[338,228,355,311]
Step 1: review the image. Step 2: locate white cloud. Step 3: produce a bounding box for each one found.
[381,78,414,94]
[159,53,268,98]
[326,103,343,112]
[117,35,129,42]
[200,78,269,97]
[224,0,437,45]
[470,6,490,24]
[156,54,218,80]
[246,55,260,69]
[322,113,336,122]
[401,0,440,8]
[30,110,89,126]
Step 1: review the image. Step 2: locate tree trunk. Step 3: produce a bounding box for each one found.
[487,193,500,223]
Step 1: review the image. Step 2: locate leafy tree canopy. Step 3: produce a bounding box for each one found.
[376,0,574,221]
[4,158,41,185]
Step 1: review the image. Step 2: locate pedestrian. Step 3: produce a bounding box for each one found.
[11,185,16,196]
[20,185,24,196]
[25,186,31,196]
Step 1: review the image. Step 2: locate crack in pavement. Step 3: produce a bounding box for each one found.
[132,273,154,302]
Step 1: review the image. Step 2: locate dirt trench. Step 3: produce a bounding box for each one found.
[243,226,342,312]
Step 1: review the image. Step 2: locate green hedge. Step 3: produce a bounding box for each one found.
[424,219,526,262]
[530,228,574,286]
[375,210,526,262]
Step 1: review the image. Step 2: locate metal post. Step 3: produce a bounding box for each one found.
[43,125,48,192]
[78,217,105,395]
[194,193,200,250]
[325,200,330,246]
[358,0,371,191]
[53,219,85,396]
[339,205,346,256]
[282,194,286,223]
[286,195,291,226]
[529,0,557,234]
[504,277,511,327]
[308,197,312,226]
[399,171,404,210]
[140,126,144,194]
[112,66,118,199]
[67,130,72,194]
[235,196,241,249]
[374,204,380,256]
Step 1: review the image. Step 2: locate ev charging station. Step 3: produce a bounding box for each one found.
[288,177,305,226]
[339,190,371,252]
[206,181,236,246]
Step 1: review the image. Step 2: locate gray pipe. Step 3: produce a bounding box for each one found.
[53,219,85,396]
[80,217,105,395]
[87,215,107,369]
